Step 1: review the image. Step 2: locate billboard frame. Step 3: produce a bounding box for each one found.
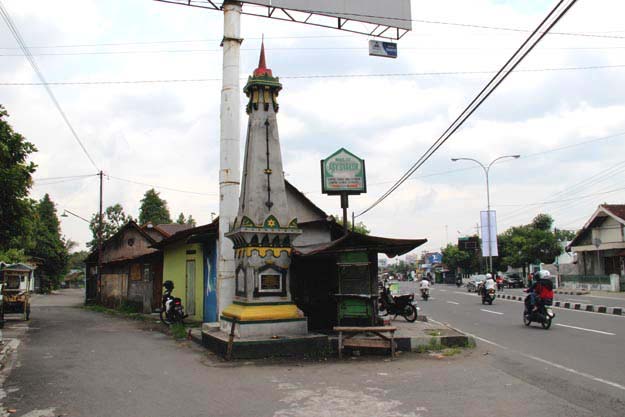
[154,0,411,40]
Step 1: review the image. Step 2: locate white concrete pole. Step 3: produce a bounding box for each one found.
[217,1,242,318]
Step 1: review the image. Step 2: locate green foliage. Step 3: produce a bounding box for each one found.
[0,105,37,251]
[0,248,28,263]
[334,214,370,235]
[68,250,89,270]
[532,213,554,231]
[170,323,187,340]
[176,213,197,227]
[442,239,482,274]
[555,228,576,242]
[29,194,70,290]
[498,213,563,270]
[139,189,171,225]
[88,204,132,249]
[388,259,411,275]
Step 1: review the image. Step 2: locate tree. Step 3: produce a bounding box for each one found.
[442,241,482,274]
[532,213,554,231]
[554,228,576,242]
[139,189,171,225]
[29,194,69,291]
[333,214,370,235]
[176,213,197,227]
[88,204,132,249]
[0,105,37,251]
[67,250,89,270]
[497,214,563,274]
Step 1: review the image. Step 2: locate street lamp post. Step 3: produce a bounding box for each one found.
[451,155,520,273]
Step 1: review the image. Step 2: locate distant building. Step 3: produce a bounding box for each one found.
[567,204,625,277]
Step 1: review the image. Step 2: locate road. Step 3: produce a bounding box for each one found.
[499,287,625,309]
[411,284,625,416]
[0,289,622,417]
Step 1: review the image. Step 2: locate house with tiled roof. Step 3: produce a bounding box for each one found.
[567,204,625,283]
[86,220,194,312]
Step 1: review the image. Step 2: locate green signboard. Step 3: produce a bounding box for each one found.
[321,148,366,195]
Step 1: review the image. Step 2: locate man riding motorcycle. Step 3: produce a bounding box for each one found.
[525,270,554,312]
[483,273,495,294]
[419,276,431,299]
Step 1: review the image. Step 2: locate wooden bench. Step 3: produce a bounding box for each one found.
[333,326,397,359]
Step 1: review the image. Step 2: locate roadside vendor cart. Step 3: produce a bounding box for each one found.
[0,263,34,326]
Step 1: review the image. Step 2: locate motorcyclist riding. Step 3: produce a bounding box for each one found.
[483,273,496,295]
[525,270,554,312]
[419,276,431,300]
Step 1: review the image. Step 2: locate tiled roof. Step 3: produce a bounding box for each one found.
[155,223,194,237]
[602,204,625,222]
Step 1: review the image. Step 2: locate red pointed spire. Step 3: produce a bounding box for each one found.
[253,38,273,77]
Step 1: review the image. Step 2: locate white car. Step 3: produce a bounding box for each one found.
[467,275,486,292]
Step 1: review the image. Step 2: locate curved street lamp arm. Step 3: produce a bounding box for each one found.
[486,154,521,172]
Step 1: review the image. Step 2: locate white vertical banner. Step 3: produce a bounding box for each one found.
[480,210,498,257]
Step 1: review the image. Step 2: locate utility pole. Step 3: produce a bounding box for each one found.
[97,170,103,302]
[217,1,242,316]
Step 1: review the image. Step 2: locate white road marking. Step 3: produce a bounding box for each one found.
[561,298,592,303]
[446,301,459,305]
[453,291,625,318]
[427,319,625,392]
[439,289,447,292]
[555,323,615,336]
[480,309,503,315]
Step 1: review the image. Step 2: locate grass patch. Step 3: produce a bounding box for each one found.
[426,330,442,337]
[170,323,188,340]
[441,347,462,357]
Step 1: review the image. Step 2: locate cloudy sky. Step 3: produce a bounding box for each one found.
[2,0,624,257]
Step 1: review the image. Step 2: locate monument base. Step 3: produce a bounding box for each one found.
[220,302,308,338]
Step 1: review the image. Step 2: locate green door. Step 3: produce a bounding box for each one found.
[185,260,195,316]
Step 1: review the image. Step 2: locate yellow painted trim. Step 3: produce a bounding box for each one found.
[221,303,302,321]
[244,247,292,257]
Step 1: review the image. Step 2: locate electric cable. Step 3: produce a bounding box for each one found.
[3,62,623,87]
[0,1,100,171]
[355,0,578,218]
[107,175,218,197]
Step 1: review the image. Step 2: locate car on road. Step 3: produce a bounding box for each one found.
[467,275,486,292]
[505,273,524,288]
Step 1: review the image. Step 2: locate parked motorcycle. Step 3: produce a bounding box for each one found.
[379,284,418,322]
[523,296,555,329]
[481,288,496,305]
[420,288,430,301]
[160,280,186,325]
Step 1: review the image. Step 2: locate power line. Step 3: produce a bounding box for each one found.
[107,175,218,196]
[4,45,625,57]
[33,173,98,182]
[355,0,579,218]
[0,1,100,171]
[2,62,622,87]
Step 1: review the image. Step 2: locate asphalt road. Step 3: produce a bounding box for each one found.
[0,289,622,417]
[411,284,625,416]
[500,287,625,309]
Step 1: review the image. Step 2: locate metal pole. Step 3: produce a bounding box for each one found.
[352,211,355,233]
[218,1,242,317]
[485,167,492,273]
[340,193,349,234]
[97,170,103,302]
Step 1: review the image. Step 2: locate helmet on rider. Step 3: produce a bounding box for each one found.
[163,280,174,291]
[485,273,493,279]
[535,270,551,279]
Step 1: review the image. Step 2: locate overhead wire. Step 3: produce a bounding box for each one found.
[107,175,218,197]
[355,0,578,218]
[0,1,100,171]
[2,62,623,87]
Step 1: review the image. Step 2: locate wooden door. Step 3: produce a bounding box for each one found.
[186,260,196,316]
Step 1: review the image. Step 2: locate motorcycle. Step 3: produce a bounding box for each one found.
[481,287,496,305]
[378,284,418,322]
[420,287,430,301]
[456,278,462,288]
[160,289,186,325]
[523,295,555,329]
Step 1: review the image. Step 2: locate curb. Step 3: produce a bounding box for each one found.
[554,290,590,296]
[476,293,624,316]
